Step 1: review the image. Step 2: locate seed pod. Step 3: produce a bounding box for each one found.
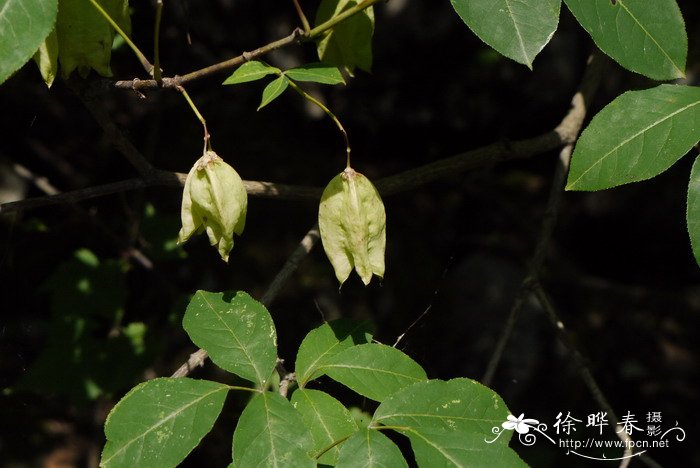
[318,167,386,286]
[178,150,248,262]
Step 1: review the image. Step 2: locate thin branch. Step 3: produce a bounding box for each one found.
[261,224,321,307]
[533,284,663,468]
[154,0,164,84]
[170,224,321,378]
[114,0,382,90]
[482,143,573,386]
[12,163,154,270]
[481,52,605,386]
[2,56,606,215]
[292,0,311,35]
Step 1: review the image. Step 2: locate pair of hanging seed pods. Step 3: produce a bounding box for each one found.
[178,151,386,286]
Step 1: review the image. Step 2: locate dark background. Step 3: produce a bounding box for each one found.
[1,0,699,466]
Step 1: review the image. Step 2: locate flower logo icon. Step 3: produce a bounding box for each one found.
[502,414,540,434]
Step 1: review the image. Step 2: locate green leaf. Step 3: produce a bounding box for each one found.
[285,63,345,85]
[33,27,59,87]
[0,0,57,85]
[258,75,289,110]
[182,291,277,388]
[319,168,387,286]
[223,60,281,85]
[373,378,525,467]
[450,0,561,69]
[687,155,700,268]
[567,84,700,191]
[56,0,131,78]
[295,319,374,386]
[321,343,427,402]
[232,392,315,467]
[101,378,229,468]
[564,0,686,80]
[336,429,408,467]
[291,389,358,465]
[315,0,374,73]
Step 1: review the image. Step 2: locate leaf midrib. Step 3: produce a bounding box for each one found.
[568,98,700,188]
[618,2,684,77]
[102,386,227,466]
[200,292,264,385]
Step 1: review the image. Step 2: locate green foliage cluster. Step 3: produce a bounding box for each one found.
[101,291,523,467]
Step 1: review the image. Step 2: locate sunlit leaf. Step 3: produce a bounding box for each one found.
[373,378,525,467]
[0,0,57,84]
[567,85,700,191]
[285,63,345,85]
[258,75,289,110]
[183,291,277,388]
[687,155,700,268]
[321,343,427,402]
[101,378,229,468]
[232,392,315,467]
[450,0,561,68]
[291,389,358,464]
[336,429,408,467]
[223,60,280,85]
[564,0,686,80]
[295,318,374,386]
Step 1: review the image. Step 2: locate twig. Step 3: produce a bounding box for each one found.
[276,359,296,397]
[114,0,382,90]
[533,284,663,468]
[482,143,573,386]
[154,0,164,84]
[170,224,321,378]
[261,224,321,306]
[481,52,605,386]
[292,0,311,35]
[0,173,322,214]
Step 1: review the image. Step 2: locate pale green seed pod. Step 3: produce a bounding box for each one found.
[318,167,386,286]
[178,150,248,262]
